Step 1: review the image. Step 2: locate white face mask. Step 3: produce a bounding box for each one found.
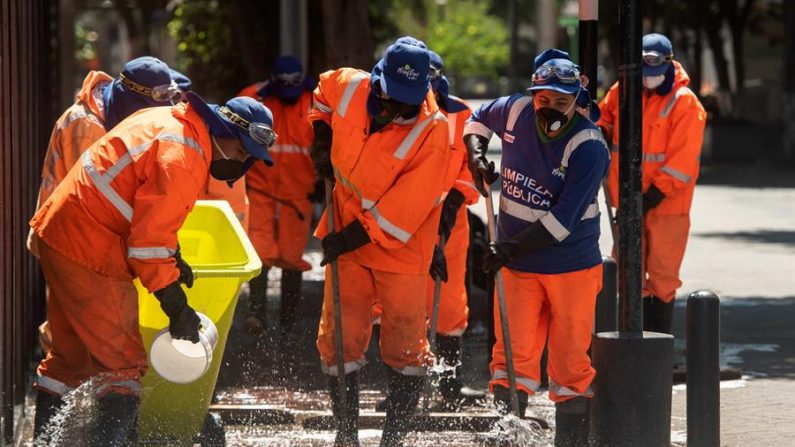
[643,75,666,90]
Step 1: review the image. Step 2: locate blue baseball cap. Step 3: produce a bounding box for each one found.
[122,56,172,90]
[533,48,571,71]
[169,69,192,91]
[642,33,674,77]
[528,58,582,95]
[186,92,275,166]
[377,41,431,106]
[429,50,443,70]
[395,36,428,49]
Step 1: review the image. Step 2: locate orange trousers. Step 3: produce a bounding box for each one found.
[426,206,470,336]
[36,242,147,397]
[248,190,313,271]
[642,213,690,302]
[490,264,602,403]
[317,257,432,375]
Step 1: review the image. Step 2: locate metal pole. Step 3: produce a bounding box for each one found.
[324,179,347,422]
[423,235,446,412]
[616,0,643,334]
[483,184,521,418]
[578,0,599,99]
[594,256,618,333]
[687,291,721,447]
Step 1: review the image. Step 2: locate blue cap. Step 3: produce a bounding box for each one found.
[642,33,673,77]
[429,50,443,70]
[377,41,430,106]
[186,92,275,166]
[122,56,172,89]
[533,48,572,71]
[270,55,306,100]
[169,69,192,91]
[102,56,174,130]
[395,36,428,49]
[528,58,582,95]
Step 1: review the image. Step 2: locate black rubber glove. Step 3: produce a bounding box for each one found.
[321,220,371,266]
[483,221,556,274]
[438,189,465,240]
[307,178,326,204]
[174,246,193,288]
[464,134,499,197]
[154,282,200,343]
[643,184,665,215]
[311,120,334,180]
[429,244,448,282]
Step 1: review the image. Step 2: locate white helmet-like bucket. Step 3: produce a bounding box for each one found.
[150,312,218,384]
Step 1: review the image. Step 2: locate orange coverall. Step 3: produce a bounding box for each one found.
[310,68,450,375]
[241,85,316,271]
[29,104,212,396]
[598,61,707,302]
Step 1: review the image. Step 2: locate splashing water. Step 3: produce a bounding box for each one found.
[34,380,99,447]
[481,414,552,447]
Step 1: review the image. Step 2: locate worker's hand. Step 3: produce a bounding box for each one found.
[174,246,194,288]
[311,121,334,180]
[429,244,448,282]
[154,282,200,343]
[320,220,371,266]
[438,189,465,240]
[465,134,498,197]
[643,184,665,215]
[38,321,53,355]
[483,240,520,274]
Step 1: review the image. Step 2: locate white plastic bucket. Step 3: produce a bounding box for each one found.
[149,312,218,384]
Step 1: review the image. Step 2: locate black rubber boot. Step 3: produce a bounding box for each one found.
[88,393,140,447]
[642,296,653,331]
[328,372,360,447]
[435,335,486,411]
[492,384,528,418]
[554,397,589,447]
[33,390,65,442]
[380,369,424,447]
[245,268,269,335]
[279,269,303,335]
[651,296,674,334]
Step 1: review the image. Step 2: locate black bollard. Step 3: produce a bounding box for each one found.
[687,291,721,447]
[595,257,618,333]
[591,332,674,447]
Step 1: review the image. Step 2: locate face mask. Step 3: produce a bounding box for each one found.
[537,98,576,133]
[643,75,666,90]
[380,97,419,120]
[209,136,247,181]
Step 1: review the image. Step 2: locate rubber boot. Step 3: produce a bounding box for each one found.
[88,393,140,447]
[436,335,486,411]
[380,369,424,447]
[245,268,269,335]
[279,269,303,335]
[492,384,528,418]
[33,390,65,442]
[651,296,674,335]
[554,397,589,447]
[328,372,360,447]
[642,296,653,331]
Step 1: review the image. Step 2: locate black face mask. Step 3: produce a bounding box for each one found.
[380,97,419,120]
[209,159,246,182]
[537,107,569,134]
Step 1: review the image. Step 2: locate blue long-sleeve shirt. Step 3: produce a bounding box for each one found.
[465,93,610,274]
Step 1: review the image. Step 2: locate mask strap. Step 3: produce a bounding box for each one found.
[550,98,578,131]
[211,135,231,160]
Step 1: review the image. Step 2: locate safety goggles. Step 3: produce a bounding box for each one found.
[532,64,581,85]
[272,72,304,87]
[642,51,673,67]
[218,106,278,148]
[429,65,442,81]
[119,73,183,103]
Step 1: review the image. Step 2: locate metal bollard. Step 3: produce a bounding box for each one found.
[687,290,721,447]
[595,256,618,333]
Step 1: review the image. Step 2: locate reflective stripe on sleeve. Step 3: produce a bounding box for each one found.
[660,165,691,182]
[499,195,599,224]
[644,153,666,162]
[337,73,367,119]
[128,246,176,260]
[506,95,533,133]
[540,212,571,241]
[463,121,493,140]
[561,128,607,169]
[369,205,411,243]
[393,111,447,160]
[313,99,333,114]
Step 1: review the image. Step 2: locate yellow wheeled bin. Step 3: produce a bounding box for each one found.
[135,200,261,446]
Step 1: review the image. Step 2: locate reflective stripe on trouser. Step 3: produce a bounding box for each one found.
[425,206,470,336]
[317,257,432,375]
[490,265,602,403]
[247,191,313,271]
[36,374,143,398]
[36,243,147,395]
[642,213,690,302]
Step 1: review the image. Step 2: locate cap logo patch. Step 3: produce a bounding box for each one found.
[397,63,419,81]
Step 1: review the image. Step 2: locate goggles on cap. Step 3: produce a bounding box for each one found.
[272,72,304,87]
[429,65,442,81]
[532,63,581,85]
[218,106,278,148]
[119,73,183,103]
[642,51,673,67]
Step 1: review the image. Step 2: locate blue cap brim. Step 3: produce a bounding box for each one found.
[642,63,669,77]
[527,83,580,95]
[379,73,428,106]
[240,133,273,166]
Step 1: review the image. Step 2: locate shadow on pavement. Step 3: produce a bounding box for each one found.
[694,230,795,247]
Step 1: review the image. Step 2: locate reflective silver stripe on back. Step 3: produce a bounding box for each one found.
[561,128,607,169]
[660,86,692,118]
[393,111,447,160]
[337,73,367,118]
[159,133,203,157]
[58,108,89,130]
[506,95,533,133]
[369,205,411,243]
[128,246,176,260]
[82,151,134,222]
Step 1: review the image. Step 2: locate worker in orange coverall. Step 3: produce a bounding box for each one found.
[310,39,450,446]
[238,55,318,337]
[29,93,276,446]
[598,33,706,334]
